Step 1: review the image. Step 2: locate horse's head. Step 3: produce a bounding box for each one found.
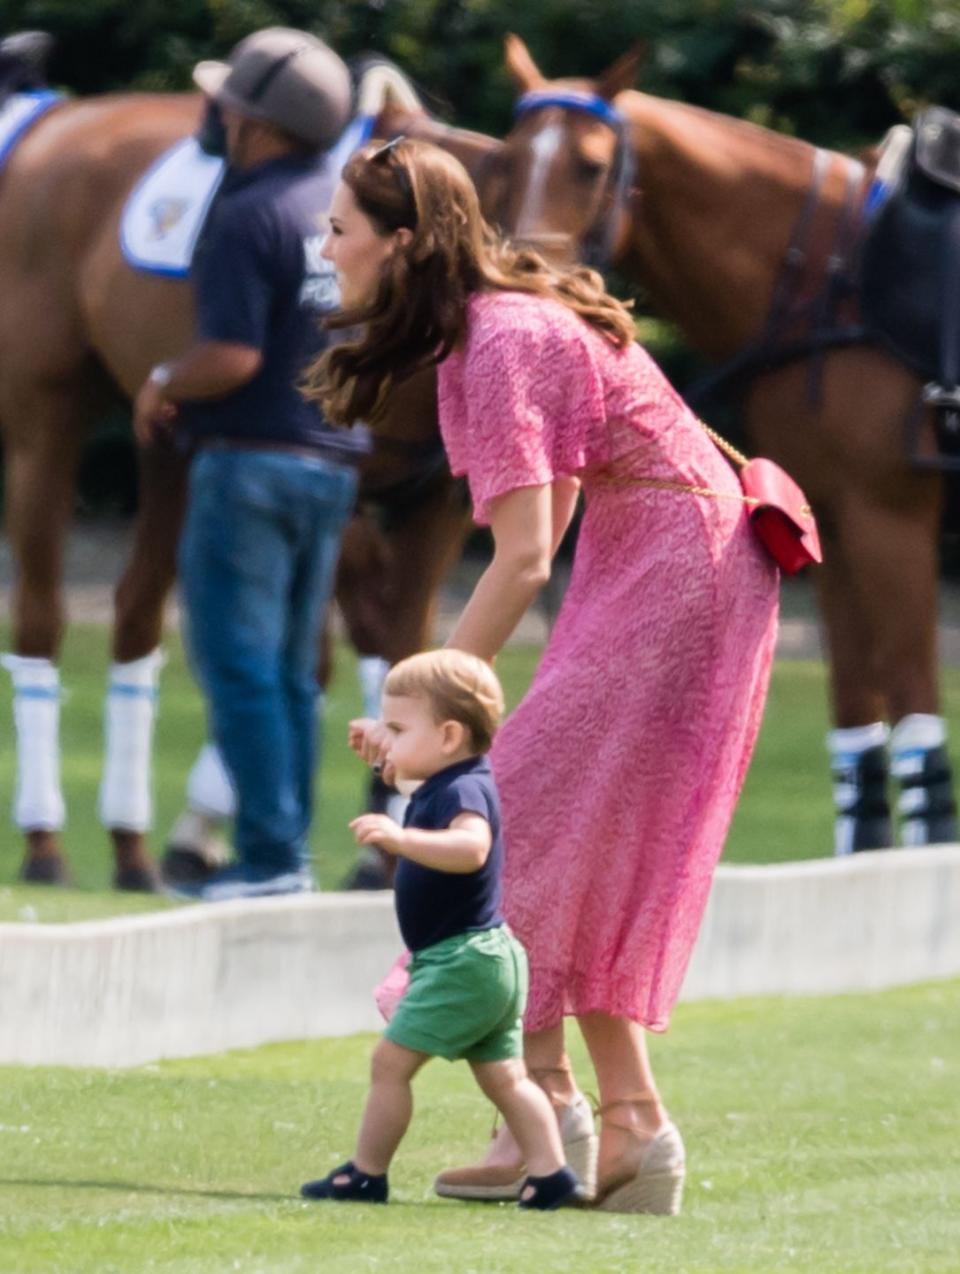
[481,34,641,267]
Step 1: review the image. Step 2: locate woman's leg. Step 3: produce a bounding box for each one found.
[577,1011,668,1179]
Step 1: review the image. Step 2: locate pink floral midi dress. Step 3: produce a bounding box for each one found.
[438,290,779,1033]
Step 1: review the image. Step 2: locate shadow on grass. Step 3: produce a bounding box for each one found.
[0,1176,293,1203]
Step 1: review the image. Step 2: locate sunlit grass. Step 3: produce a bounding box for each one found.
[0,981,956,1272]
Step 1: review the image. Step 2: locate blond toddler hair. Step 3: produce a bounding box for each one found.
[384,649,505,753]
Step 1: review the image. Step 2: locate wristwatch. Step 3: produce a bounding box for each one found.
[148,363,173,390]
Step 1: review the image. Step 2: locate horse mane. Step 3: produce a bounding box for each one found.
[350,56,424,117]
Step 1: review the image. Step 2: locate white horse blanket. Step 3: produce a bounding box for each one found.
[0,89,63,169]
[120,113,376,277]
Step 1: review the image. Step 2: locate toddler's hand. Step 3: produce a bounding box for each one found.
[350,813,406,856]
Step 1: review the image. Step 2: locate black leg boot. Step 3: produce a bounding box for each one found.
[830,741,893,855]
[891,735,958,846]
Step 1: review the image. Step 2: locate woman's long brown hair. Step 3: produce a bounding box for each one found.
[303,138,635,427]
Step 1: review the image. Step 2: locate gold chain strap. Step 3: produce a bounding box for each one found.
[600,473,762,507]
[597,418,811,518]
[695,418,750,469]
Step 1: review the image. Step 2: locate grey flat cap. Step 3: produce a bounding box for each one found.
[193,27,351,151]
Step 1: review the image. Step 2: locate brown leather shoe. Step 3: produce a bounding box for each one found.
[433,1092,599,1202]
[433,1161,524,1201]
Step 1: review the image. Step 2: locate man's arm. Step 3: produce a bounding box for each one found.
[132,342,263,446]
[134,199,274,445]
[153,342,263,401]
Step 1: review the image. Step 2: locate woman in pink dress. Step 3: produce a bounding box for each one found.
[307,138,779,1214]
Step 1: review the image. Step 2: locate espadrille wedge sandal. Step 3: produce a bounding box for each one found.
[593,1097,686,1216]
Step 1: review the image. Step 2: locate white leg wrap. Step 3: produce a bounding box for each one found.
[1,654,65,831]
[98,650,165,831]
[825,721,890,757]
[889,713,947,754]
[358,656,390,719]
[186,742,236,820]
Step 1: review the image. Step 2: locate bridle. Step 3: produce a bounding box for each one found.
[513,89,635,270]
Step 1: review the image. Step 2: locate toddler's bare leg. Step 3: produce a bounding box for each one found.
[482,1024,571,1166]
[351,1038,430,1176]
[470,1057,565,1178]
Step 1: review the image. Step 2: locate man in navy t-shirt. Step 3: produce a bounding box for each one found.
[133,29,361,900]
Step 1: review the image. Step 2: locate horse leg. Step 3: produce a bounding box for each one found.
[814,524,893,854]
[848,496,956,847]
[1,390,89,883]
[102,442,189,890]
[338,484,471,890]
[816,487,953,850]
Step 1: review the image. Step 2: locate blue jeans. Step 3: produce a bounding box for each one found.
[179,448,357,874]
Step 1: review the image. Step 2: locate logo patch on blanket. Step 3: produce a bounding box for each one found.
[119,137,226,278]
[120,114,376,278]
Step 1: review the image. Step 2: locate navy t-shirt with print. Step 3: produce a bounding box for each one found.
[179,154,366,462]
[394,755,505,953]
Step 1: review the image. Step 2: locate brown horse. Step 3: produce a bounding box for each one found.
[482,34,957,855]
[0,58,493,888]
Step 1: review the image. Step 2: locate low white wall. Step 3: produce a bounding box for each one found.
[0,893,401,1067]
[1,847,958,1068]
[682,845,960,998]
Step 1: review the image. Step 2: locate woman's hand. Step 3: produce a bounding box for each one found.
[348,717,388,763]
[350,813,406,856]
[347,717,396,785]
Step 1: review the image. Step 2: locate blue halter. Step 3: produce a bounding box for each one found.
[512,91,634,269]
[515,90,625,131]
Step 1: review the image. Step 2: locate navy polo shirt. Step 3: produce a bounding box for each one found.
[179,154,367,462]
[394,755,505,953]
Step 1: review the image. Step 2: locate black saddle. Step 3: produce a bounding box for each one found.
[0,30,52,105]
[861,107,960,383]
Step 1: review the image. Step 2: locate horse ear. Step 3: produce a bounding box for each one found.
[504,33,546,91]
[597,43,645,101]
[377,98,416,139]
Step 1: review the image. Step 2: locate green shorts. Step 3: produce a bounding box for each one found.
[385,926,528,1063]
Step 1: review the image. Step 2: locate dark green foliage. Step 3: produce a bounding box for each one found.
[2,0,956,513]
[1,0,957,146]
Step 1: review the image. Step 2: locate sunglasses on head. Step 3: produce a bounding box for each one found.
[369,135,413,205]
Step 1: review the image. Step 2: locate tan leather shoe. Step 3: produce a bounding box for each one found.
[434,1160,525,1201]
[433,1092,598,1202]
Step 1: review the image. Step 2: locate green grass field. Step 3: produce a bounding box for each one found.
[4,625,960,921]
[1,981,957,1272]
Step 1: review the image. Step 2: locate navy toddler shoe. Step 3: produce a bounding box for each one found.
[517,1165,589,1211]
[300,1160,388,1203]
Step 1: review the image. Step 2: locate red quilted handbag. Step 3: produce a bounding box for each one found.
[738,456,822,575]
